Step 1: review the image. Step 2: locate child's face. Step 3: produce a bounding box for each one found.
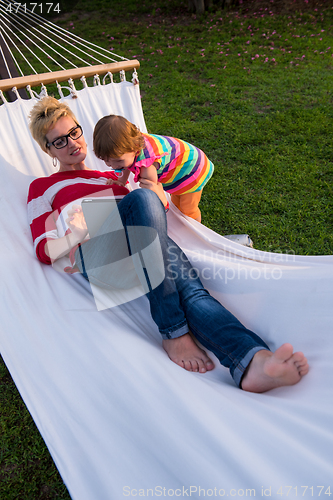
[103,152,136,171]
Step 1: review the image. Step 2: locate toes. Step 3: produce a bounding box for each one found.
[274,343,294,362]
[192,359,200,372]
[190,358,207,373]
[292,351,306,363]
[298,363,309,376]
[162,334,214,374]
[182,357,211,373]
[205,360,215,371]
[293,353,309,376]
[295,358,307,369]
[197,358,207,373]
[183,359,193,371]
[291,352,309,378]
[179,359,186,370]
[199,350,215,372]
[197,355,215,373]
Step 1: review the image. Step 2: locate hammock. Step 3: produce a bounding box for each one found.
[1,4,333,499]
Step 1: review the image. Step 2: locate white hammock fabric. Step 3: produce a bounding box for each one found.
[1,81,333,500]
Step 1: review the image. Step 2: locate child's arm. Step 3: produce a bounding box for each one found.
[116,169,131,185]
[139,179,168,208]
[138,163,159,184]
[139,163,167,207]
[106,169,131,186]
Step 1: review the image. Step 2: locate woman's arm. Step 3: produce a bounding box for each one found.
[45,232,83,261]
[45,205,88,261]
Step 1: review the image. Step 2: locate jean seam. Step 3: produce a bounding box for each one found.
[232,345,260,382]
[159,319,188,337]
[190,325,235,362]
[234,346,270,389]
[189,315,269,386]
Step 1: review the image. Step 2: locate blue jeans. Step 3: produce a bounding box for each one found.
[75,189,269,387]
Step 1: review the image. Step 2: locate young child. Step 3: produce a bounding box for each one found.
[93,114,214,222]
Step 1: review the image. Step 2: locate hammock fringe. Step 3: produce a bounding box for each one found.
[0,60,140,102]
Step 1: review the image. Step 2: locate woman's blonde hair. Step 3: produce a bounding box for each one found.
[29,96,79,152]
[93,114,145,159]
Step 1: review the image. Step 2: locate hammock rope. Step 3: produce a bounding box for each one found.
[0,7,84,69]
[0,18,33,75]
[0,3,118,67]
[0,0,140,103]
[0,10,56,73]
[0,31,15,78]
[10,1,129,63]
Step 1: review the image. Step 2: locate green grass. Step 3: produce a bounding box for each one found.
[56,0,333,255]
[1,0,333,498]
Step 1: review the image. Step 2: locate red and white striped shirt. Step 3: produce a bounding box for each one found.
[27,169,129,265]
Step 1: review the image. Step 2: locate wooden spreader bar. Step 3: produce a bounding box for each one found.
[0,60,140,92]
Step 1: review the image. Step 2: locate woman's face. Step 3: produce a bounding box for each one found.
[46,115,87,171]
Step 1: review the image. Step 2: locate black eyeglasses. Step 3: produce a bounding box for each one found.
[46,125,83,149]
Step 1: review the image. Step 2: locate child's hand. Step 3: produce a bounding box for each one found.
[106,178,126,186]
[106,178,119,185]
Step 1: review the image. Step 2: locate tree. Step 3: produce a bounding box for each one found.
[188,0,211,15]
[188,0,238,15]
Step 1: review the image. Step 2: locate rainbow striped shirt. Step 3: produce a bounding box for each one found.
[129,133,214,195]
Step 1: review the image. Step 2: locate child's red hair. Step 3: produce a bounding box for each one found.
[93,114,145,159]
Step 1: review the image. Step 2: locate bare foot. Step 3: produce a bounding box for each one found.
[162,333,215,373]
[241,343,309,393]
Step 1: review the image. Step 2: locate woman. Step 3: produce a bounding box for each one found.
[27,96,309,393]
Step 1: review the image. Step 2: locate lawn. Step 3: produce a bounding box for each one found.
[1,0,332,498]
[66,0,333,256]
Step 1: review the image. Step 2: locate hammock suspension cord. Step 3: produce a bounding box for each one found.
[0,6,84,70]
[0,0,139,103]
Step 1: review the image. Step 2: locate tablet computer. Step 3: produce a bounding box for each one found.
[81,198,122,238]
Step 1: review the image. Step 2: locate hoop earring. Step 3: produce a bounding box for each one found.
[52,157,58,168]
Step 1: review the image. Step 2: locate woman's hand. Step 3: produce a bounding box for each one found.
[66,204,89,242]
[138,178,168,207]
[45,204,88,262]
